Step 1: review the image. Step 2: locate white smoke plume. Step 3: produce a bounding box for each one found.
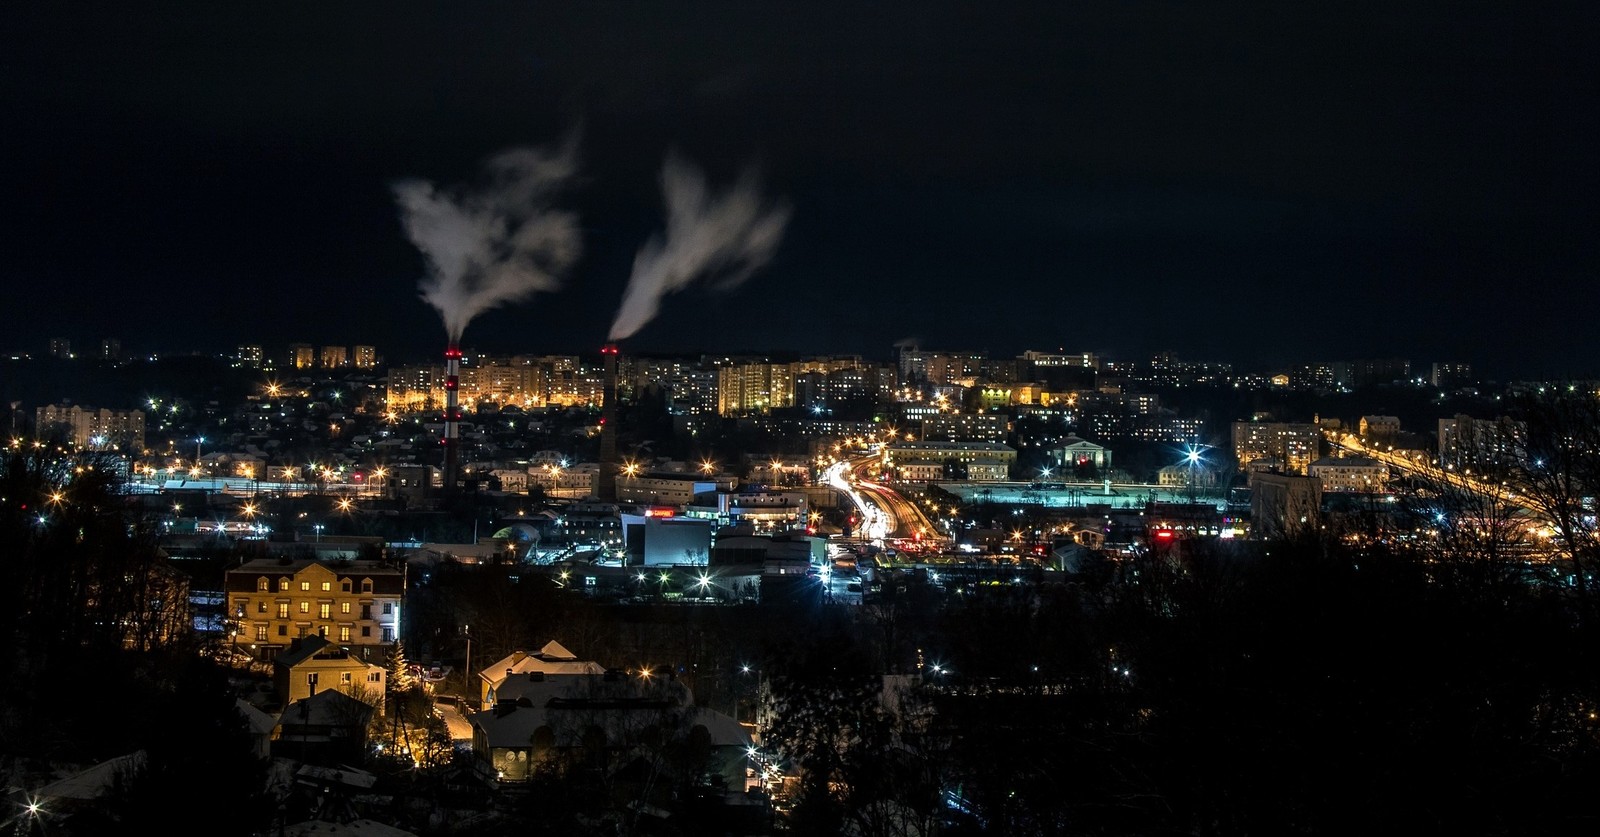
[395,134,582,343]
[607,152,791,342]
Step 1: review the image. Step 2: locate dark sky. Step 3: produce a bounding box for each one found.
[3,3,1597,377]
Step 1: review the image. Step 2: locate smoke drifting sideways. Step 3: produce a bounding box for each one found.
[394,137,583,344]
[607,152,791,342]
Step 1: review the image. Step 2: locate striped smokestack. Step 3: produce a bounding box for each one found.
[597,344,619,502]
[443,343,462,491]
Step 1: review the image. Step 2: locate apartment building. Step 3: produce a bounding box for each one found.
[224,557,405,664]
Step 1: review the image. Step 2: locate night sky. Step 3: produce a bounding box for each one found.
[3,3,1597,377]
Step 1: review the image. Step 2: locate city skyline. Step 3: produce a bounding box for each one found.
[3,4,1597,379]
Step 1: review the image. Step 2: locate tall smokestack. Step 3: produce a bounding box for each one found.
[443,343,463,492]
[597,344,619,502]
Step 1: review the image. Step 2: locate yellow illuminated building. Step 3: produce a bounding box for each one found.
[717,362,795,415]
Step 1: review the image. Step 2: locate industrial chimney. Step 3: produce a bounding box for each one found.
[443,343,463,492]
[597,344,620,502]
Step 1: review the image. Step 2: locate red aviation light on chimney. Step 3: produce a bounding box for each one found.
[444,347,463,360]
[601,344,619,355]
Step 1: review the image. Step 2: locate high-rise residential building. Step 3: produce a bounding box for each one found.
[898,349,987,386]
[289,344,316,370]
[1021,350,1099,370]
[236,345,264,369]
[1232,420,1322,474]
[35,403,146,451]
[98,338,121,361]
[1437,414,1525,472]
[386,365,442,413]
[385,354,592,413]
[1319,358,1411,389]
[320,346,349,369]
[717,361,794,415]
[792,357,888,415]
[459,361,547,407]
[920,412,1011,443]
[47,338,72,359]
[1249,472,1322,538]
[352,345,377,369]
[1430,362,1473,388]
[667,369,720,418]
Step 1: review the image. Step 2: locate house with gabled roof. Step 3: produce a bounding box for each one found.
[468,666,752,791]
[474,640,605,710]
[274,635,387,710]
[274,688,376,766]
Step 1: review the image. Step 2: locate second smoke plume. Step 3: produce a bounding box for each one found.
[608,152,790,342]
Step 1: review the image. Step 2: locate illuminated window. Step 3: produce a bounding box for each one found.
[300,581,310,591]
[255,625,267,641]
[257,578,269,592]
[278,579,289,591]
[300,602,310,614]
[318,625,329,638]
[341,602,351,615]
[277,603,289,619]
[321,581,331,592]
[319,604,331,619]
[341,672,352,685]
[257,601,266,614]
[340,626,351,642]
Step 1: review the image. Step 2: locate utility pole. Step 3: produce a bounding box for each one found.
[463,624,472,709]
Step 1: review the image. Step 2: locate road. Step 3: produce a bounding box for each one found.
[1327,432,1524,504]
[856,479,943,542]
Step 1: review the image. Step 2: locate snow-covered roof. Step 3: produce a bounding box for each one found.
[237,698,280,735]
[35,751,146,801]
[279,819,418,836]
[281,688,375,727]
[471,688,748,752]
